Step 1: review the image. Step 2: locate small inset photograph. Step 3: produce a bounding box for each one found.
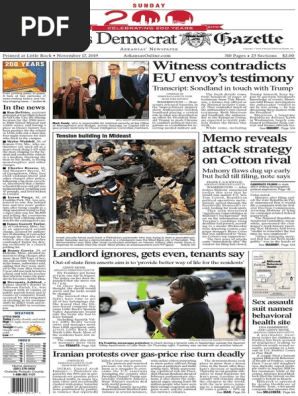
[53,61,149,119]
[99,267,246,339]
[3,61,46,92]
[56,139,195,234]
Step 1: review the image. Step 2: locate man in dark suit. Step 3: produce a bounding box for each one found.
[95,64,141,119]
[132,66,149,119]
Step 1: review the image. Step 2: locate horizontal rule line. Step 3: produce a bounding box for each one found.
[83,52,295,54]
[91,9,295,11]
[90,28,283,30]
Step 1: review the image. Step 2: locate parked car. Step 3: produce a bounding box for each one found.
[192,270,233,291]
[99,291,117,313]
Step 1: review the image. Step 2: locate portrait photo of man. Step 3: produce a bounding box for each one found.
[95,63,141,119]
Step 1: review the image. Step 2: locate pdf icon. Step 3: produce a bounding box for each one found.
[1,0,90,52]
[22,16,69,37]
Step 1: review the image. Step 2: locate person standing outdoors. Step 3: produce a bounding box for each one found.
[226,286,244,335]
[147,275,215,339]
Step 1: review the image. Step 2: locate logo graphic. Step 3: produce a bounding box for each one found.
[165,10,193,24]
[181,32,212,47]
[132,10,160,23]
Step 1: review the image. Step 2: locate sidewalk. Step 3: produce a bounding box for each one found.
[215,326,245,339]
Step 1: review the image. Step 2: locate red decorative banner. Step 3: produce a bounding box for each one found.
[90,25,223,31]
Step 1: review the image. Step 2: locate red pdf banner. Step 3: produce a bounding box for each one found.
[90,25,223,31]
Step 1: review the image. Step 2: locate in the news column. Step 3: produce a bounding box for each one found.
[2,60,49,393]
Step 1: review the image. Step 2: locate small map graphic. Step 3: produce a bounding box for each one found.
[253,251,295,297]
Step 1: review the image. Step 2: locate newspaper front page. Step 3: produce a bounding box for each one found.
[1,0,297,394]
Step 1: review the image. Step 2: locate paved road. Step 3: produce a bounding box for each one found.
[99,278,245,339]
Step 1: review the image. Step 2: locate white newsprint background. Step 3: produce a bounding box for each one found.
[1,0,297,395]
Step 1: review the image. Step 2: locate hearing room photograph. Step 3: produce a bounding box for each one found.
[53,61,149,119]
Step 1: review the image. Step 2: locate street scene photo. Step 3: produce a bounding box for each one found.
[99,267,245,339]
